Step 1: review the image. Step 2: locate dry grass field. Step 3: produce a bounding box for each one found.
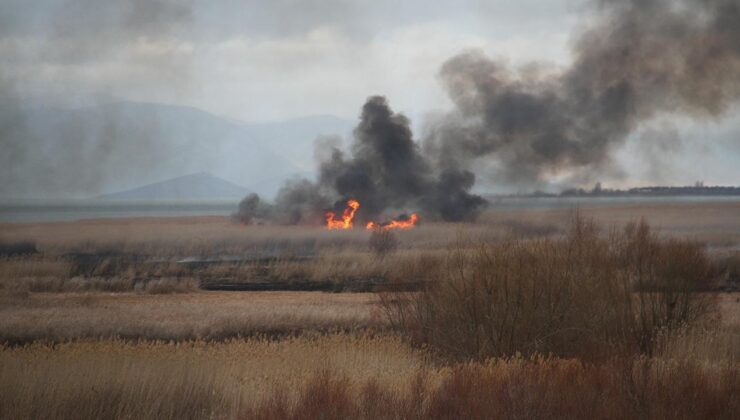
[0,335,425,420]
[1,200,737,292]
[1,200,740,419]
[2,329,739,420]
[0,287,737,347]
[3,200,738,255]
[0,291,381,344]
[481,200,740,247]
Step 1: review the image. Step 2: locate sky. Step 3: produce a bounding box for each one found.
[1,0,739,193]
[0,0,579,121]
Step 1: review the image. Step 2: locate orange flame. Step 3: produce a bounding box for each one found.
[325,199,360,229]
[366,213,419,230]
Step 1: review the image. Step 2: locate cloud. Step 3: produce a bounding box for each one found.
[0,0,575,118]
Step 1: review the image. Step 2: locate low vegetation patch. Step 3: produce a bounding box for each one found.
[1,209,738,419]
[382,217,716,360]
[245,356,740,420]
[2,336,739,420]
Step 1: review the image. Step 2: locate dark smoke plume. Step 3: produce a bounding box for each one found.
[256,0,740,224]
[425,0,740,187]
[273,178,330,225]
[273,96,486,223]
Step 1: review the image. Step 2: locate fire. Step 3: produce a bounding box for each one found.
[325,199,419,230]
[366,213,419,230]
[325,199,360,229]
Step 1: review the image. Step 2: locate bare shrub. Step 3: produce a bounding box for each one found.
[710,251,740,290]
[382,217,631,360]
[382,216,715,360]
[618,219,716,353]
[368,229,398,258]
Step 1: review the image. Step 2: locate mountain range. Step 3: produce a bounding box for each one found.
[99,172,251,200]
[1,101,354,199]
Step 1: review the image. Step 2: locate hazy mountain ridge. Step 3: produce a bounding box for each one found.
[1,101,354,200]
[99,172,250,200]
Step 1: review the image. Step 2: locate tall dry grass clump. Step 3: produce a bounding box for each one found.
[243,356,740,420]
[0,335,425,420]
[2,335,738,420]
[382,216,716,360]
[368,229,399,258]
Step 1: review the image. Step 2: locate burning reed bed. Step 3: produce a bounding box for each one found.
[1,201,738,259]
[0,217,503,294]
[2,201,739,296]
[0,216,506,257]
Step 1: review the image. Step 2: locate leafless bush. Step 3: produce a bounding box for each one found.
[711,251,740,289]
[382,216,715,360]
[617,219,716,353]
[368,229,398,258]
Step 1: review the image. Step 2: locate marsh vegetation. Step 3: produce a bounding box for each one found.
[1,201,739,419]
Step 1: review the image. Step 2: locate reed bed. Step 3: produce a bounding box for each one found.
[0,217,504,257]
[0,334,424,420]
[2,334,739,420]
[0,291,382,344]
[1,202,739,418]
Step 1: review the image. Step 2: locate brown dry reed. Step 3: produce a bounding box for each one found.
[244,356,740,420]
[0,291,381,344]
[3,335,739,420]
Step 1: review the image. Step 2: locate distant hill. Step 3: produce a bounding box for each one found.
[1,101,354,199]
[99,173,250,200]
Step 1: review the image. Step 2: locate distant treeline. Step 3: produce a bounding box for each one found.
[521,184,740,198]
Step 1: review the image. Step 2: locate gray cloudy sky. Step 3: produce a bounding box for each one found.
[1,0,579,121]
[1,0,739,189]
